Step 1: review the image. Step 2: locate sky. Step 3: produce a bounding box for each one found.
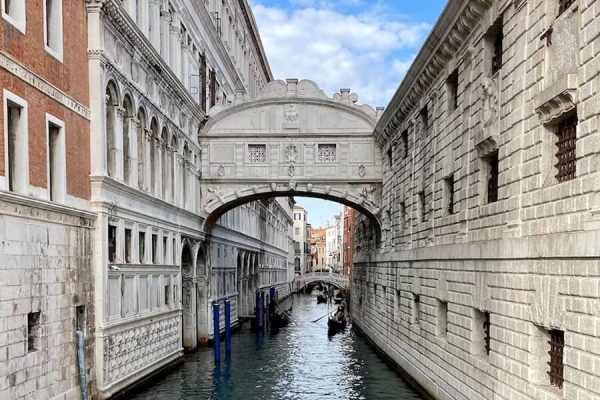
[250,0,448,228]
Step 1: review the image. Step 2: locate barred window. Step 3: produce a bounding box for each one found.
[420,106,429,132]
[483,312,491,355]
[487,17,504,76]
[248,144,267,163]
[555,115,577,182]
[444,175,455,215]
[492,29,503,75]
[318,144,337,162]
[447,69,459,111]
[558,0,575,16]
[487,151,499,203]
[108,225,117,263]
[547,330,565,389]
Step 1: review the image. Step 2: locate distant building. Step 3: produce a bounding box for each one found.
[309,227,326,270]
[293,205,310,274]
[342,207,354,276]
[325,214,343,273]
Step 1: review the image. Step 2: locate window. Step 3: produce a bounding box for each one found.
[558,0,575,16]
[200,54,207,111]
[555,115,577,182]
[27,312,41,352]
[547,330,565,388]
[294,227,300,235]
[4,90,28,194]
[443,175,455,215]
[472,309,491,356]
[438,300,448,337]
[75,305,86,331]
[387,146,393,168]
[420,106,429,132]
[44,0,63,61]
[418,191,426,222]
[172,238,176,265]
[138,231,146,263]
[484,151,499,203]
[108,225,117,263]
[401,130,409,159]
[248,144,267,163]
[412,294,420,325]
[163,236,168,264]
[318,144,337,162]
[447,69,459,111]
[164,276,171,306]
[2,0,26,33]
[209,70,217,108]
[47,115,65,202]
[124,228,132,263]
[152,234,158,264]
[484,312,491,355]
[487,17,504,76]
[399,201,406,232]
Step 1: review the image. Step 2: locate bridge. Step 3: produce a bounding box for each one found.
[198,79,384,237]
[293,271,350,291]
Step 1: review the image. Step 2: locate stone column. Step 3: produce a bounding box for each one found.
[169,24,180,79]
[144,128,152,192]
[127,116,138,186]
[155,136,163,198]
[135,119,144,190]
[114,106,125,181]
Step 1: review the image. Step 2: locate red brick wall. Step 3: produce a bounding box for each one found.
[0,0,90,200]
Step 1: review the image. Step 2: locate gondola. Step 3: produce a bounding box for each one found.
[316,292,327,304]
[270,309,292,330]
[327,315,346,336]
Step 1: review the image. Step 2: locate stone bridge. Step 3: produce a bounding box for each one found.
[198,79,384,235]
[293,272,350,291]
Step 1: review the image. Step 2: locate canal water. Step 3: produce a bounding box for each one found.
[128,293,423,400]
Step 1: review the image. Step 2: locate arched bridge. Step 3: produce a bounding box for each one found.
[293,272,350,291]
[198,79,384,236]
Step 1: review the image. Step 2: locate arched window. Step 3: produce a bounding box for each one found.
[122,94,134,185]
[149,117,159,194]
[105,82,119,177]
[136,107,147,190]
[161,127,169,199]
[170,135,177,202]
[182,142,189,208]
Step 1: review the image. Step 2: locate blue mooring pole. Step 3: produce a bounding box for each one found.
[260,291,265,329]
[212,301,220,362]
[255,291,260,331]
[269,287,275,306]
[224,299,231,355]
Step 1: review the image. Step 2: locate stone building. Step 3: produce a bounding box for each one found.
[353,0,600,399]
[342,207,354,276]
[310,227,326,271]
[83,0,288,397]
[325,214,343,273]
[293,204,310,274]
[0,1,95,399]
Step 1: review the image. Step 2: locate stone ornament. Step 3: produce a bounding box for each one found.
[217,164,225,177]
[358,165,366,177]
[283,104,299,128]
[481,77,498,127]
[285,144,298,163]
[288,165,296,177]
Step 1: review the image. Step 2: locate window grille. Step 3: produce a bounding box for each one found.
[487,151,499,203]
[558,0,575,16]
[547,330,565,389]
[448,69,459,110]
[492,29,503,75]
[318,144,337,162]
[555,115,577,182]
[483,312,491,355]
[248,144,267,163]
[444,176,454,215]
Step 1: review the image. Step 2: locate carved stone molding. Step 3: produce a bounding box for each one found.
[534,74,578,125]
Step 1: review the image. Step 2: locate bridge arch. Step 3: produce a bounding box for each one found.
[199,79,385,239]
[294,272,350,291]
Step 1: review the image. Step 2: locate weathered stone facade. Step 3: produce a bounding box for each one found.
[353,0,600,399]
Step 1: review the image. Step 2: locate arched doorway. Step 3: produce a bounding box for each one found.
[181,242,196,351]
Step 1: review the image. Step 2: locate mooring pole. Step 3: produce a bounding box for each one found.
[224,299,231,355]
[260,291,265,329]
[255,291,260,331]
[212,300,220,362]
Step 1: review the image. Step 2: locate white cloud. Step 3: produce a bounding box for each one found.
[251,2,430,107]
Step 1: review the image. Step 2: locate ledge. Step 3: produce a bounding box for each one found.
[534,74,578,125]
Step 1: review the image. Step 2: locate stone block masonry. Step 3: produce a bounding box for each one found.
[354,0,600,399]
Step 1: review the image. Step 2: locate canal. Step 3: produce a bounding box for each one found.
[129,293,424,399]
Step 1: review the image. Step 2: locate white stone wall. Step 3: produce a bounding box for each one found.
[0,194,95,400]
[354,0,600,399]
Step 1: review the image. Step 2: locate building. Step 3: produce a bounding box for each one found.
[292,205,310,274]
[352,0,600,399]
[83,0,289,397]
[0,1,95,399]
[309,227,326,271]
[325,214,343,273]
[342,207,354,276]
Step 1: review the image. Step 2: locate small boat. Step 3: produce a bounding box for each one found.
[327,316,346,336]
[316,292,327,304]
[270,309,291,330]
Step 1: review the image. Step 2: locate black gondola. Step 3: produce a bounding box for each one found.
[270,309,291,330]
[327,316,346,336]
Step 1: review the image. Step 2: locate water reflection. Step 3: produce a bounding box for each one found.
[129,294,423,400]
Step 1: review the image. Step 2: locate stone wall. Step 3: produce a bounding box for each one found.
[354,0,600,399]
[0,194,95,400]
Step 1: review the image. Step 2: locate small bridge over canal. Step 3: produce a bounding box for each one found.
[294,272,350,291]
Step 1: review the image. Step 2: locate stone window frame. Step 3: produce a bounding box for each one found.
[437,300,449,338]
[247,143,267,163]
[317,143,337,163]
[442,173,456,216]
[27,311,41,352]
[45,113,66,203]
[3,89,29,194]
[43,0,64,62]
[471,308,491,357]
[1,0,26,34]
[138,227,147,264]
[484,16,504,78]
[540,111,578,188]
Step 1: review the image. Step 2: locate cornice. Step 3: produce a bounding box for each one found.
[374,0,493,146]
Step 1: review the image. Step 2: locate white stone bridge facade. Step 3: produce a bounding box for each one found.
[198,79,385,235]
[293,272,350,291]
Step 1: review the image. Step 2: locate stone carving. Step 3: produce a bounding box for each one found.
[283,105,299,128]
[481,77,498,127]
[318,144,337,162]
[288,180,297,191]
[358,165,366,177]
[207,187,225,203]
[360,186,377,204]
[217,164,225,177]
[131,61,139,83]
[285,144,298,163]
[288,165,296,177]
[307,183,313,192]
[270,183,277,191]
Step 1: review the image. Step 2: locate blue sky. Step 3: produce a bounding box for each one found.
[250,0,447,227]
